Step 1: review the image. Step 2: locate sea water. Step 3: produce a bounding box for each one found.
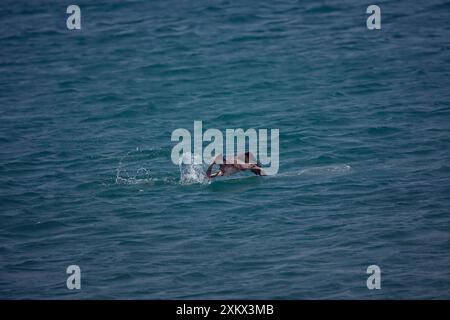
[1,0,450,299]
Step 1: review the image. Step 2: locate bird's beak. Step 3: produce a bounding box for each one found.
[210,170,223,178]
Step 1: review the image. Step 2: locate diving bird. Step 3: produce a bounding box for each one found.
[206,152,266,179]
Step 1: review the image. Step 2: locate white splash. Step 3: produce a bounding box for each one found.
[115,166,155,185]
[179,153,210,185]
[115,149,156,185]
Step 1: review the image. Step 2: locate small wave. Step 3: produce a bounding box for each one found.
[297,164,352,176]
[115,175,155,185]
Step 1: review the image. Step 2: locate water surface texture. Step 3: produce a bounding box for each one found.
[1,0,450,299]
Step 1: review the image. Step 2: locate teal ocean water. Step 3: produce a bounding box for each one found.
[1,0,450,299]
